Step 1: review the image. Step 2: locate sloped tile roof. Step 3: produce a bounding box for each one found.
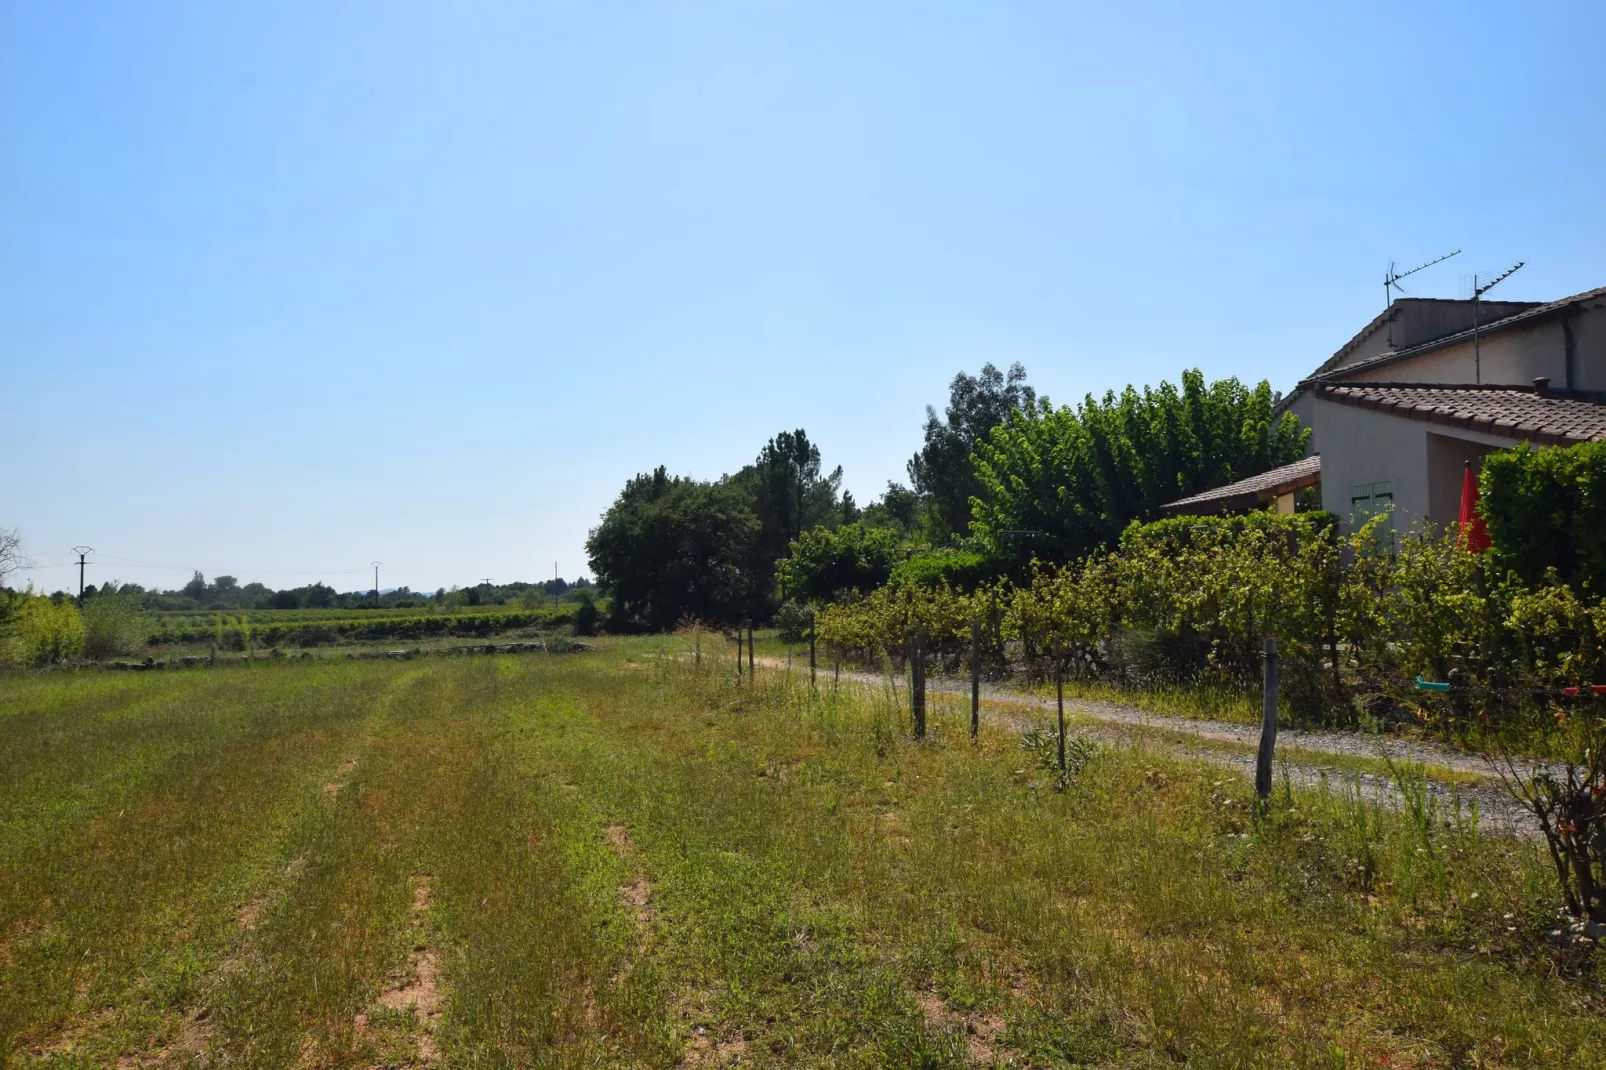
[1160,454,1323,516]
[1316,383,1606,446]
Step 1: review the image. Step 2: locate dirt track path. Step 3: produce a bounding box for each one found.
[755,657,1542,837]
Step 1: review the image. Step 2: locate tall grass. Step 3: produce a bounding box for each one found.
[2,644,1602,1067]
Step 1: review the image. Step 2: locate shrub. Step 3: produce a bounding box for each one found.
[888,549,997,592]
[774,601,813,643]
[81,585,148,660]
[3,592,84,666]
[574,593,600,637]
[777,523,899,603]
[1482,440,1606,595]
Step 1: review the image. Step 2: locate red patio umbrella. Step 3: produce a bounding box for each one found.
[1458,460,1491,553]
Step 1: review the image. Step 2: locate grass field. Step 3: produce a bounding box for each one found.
[3,641,1603,1067]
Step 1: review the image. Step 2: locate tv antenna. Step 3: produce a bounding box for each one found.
[1467,262,1525,383]
[1385,250,1460,310]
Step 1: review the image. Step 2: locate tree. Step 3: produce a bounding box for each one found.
[213,575,240,606]
[909,362,1036,538]
[587,467,761,631]
[860,482,926,537]
[777,523,900,604]
[0,528,31,588]
[724,429,847,605]
[182,570,208,602]
[970,369,1309,568]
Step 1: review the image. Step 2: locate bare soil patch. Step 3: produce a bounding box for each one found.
[680,1028,747,1067]
[322,756,359,796]
[356,874,441,1065]
[915,990,1007,1064]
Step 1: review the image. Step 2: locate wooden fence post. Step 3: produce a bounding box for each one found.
[747,621,755,680]
[911,628,927,739]
[694,623,701,669]
[1256,637,1279,800]
[809,614,817,691]
[1056,645,1066,773]
[969,619,980,741]
[736,627,743,681]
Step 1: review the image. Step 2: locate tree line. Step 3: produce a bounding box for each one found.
[586,363,1307,629]
[0,554,596,614]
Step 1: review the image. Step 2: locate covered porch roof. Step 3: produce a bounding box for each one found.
[1159,455,1322,517]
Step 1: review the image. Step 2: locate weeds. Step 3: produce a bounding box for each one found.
[3,641,1604,1066]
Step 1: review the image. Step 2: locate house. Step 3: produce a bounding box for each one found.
[1163,286,1606,532]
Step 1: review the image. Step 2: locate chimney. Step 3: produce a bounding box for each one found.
[1533,376,1551,397]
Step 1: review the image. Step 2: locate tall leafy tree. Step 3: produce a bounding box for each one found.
[970,369,1308,567]
[725,429,845,601]
[908,362,1036,538]
[587,467,760,630]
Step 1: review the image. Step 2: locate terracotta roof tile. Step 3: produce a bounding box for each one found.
[1315,383,1606,446]
[1160,454,1323,516]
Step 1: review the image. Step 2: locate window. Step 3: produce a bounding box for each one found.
[1351,481,1395,545]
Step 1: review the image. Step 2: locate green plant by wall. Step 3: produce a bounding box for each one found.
[1481,440,1606,596]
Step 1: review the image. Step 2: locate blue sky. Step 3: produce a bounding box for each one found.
[4,1,1603,593]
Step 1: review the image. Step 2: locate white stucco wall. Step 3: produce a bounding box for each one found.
[1571,305,1606,392]
[1308,396,1525,534]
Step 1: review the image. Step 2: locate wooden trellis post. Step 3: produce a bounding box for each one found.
[910,628,927,739]
[969,619,981,740]
[1256,637,1279,800]
[808,613,817,691]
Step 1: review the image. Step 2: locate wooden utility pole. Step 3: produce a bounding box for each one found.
[969,620,981,740]
[910,628,927,739]
[1256,638,1279,800]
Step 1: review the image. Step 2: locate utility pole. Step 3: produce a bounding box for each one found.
[371,561,383,609]
[71,546,93,606]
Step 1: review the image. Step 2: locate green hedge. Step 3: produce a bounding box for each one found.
[889,549,999,592]
[1119,510,1337,556]
[1482,440,1606,594]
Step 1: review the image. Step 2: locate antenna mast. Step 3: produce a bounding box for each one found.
[1470,262,1525,384]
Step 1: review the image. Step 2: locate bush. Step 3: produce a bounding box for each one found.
[3,592,84,666]
[888,549,997,592]
[81,585,148,660]
[777,523,899,603]
[774,601,814,643]
[574,594,600,637]
[1482,440,1606,595]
